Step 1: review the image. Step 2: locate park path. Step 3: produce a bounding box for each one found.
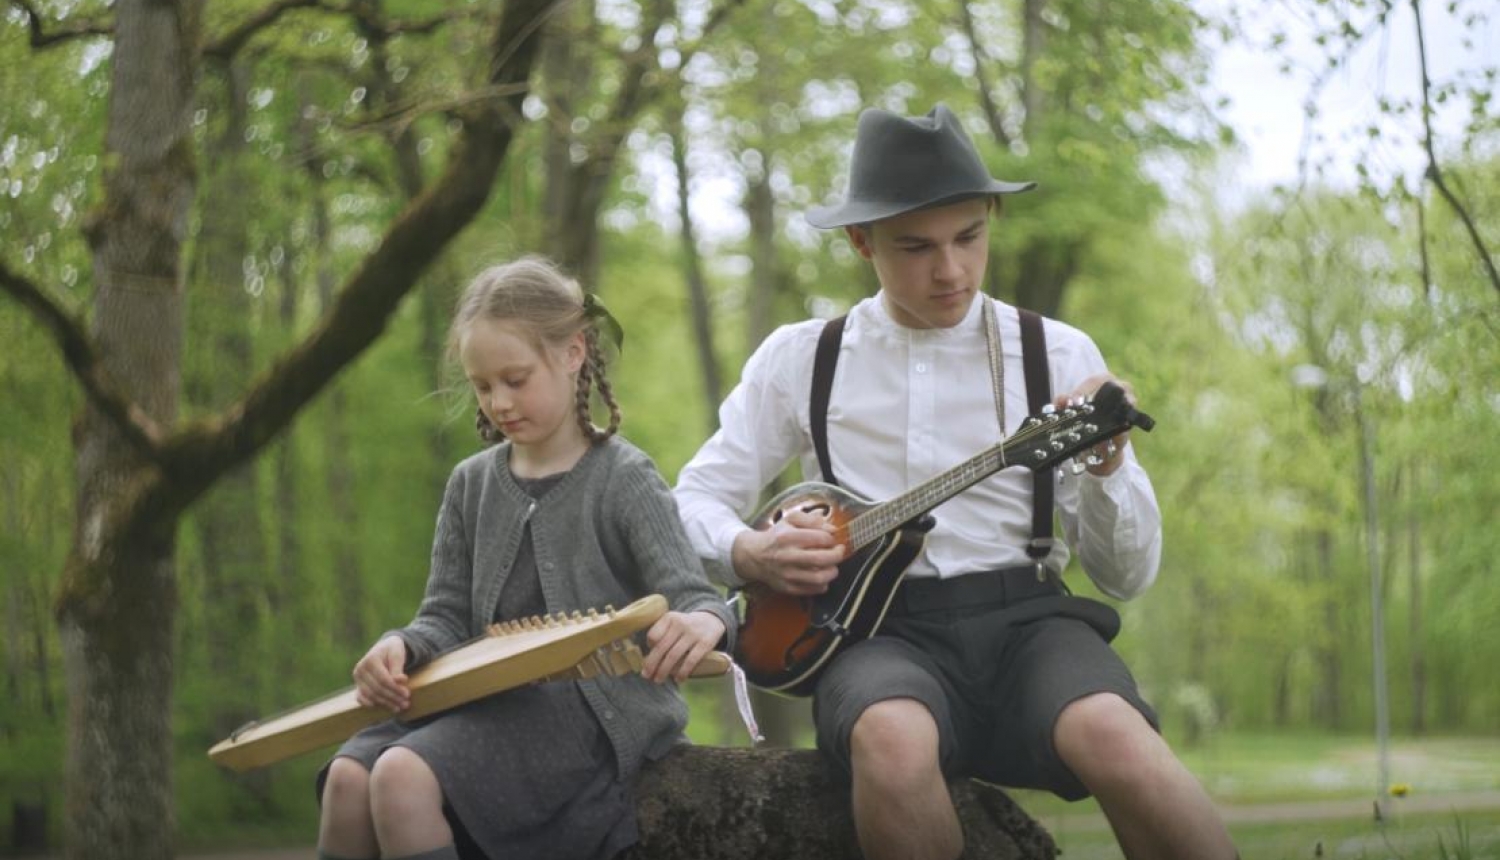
[162,788,1500,859]
[1035,787,1500,833]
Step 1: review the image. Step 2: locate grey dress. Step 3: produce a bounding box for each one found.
[317,439,735,860]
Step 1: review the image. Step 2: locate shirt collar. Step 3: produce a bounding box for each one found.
[862,289,987,343]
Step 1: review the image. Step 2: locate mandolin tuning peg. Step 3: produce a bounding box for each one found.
[1040,403,1056,416]
[604,604,616,616]
[1069,459,1089,476]
[586,608,599,620]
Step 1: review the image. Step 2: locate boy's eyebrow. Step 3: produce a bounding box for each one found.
[891,218,987,244]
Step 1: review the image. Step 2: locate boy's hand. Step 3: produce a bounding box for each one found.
[1056,373,1138,477]
[731,507,845,595]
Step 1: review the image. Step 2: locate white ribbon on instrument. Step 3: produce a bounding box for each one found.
[729,659,764,745]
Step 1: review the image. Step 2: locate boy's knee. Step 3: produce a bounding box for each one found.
[851,698,942,788]
[1054,693,1165,781]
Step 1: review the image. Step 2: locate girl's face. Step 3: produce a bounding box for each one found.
[460,319,585,452]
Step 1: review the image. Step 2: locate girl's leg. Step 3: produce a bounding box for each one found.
[318,757,379,859]
[369,746,455,857]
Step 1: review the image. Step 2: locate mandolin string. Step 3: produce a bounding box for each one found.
[843,398,1110,549]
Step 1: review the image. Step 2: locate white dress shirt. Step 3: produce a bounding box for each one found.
[673,292,1162,600]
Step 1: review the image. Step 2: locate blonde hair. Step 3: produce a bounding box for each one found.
[449,256,621,447]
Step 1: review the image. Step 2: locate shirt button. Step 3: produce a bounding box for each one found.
[915,362,928,373]
[542,562,554,571]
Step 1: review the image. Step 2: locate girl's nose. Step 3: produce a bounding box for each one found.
[484,390,511,417]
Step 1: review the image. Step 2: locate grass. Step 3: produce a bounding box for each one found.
[1040,808,1500,859]
[1176,732,1500,804]
[1008,731,1500,859]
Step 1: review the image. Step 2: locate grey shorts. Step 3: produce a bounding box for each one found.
[812,572,1158,801]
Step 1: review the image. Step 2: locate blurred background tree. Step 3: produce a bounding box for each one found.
[1,0,1496,855]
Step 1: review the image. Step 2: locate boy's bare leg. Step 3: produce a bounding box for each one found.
[850,698,964,860]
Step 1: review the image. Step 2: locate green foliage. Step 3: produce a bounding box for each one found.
[2,0,1497,849]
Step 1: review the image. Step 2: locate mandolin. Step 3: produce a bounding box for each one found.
[209,594,730,772]
[732,381,1155,696]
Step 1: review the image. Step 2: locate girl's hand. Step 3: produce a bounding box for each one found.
[353,635,411,713]
[642,610,727,685]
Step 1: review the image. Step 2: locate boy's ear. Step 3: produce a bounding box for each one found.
[845,224,876,259]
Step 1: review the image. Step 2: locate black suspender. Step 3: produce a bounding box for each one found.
[809,305,1055,561]
[810,314,847,487]
[1017,308,1055,567]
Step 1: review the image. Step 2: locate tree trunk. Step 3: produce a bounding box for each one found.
[620,746,1058,860]
[272,238,301,674]
[540,0,671,289]
[314,231,369,649]
[184,54,279,812]
[1407,461,1425,735]
[1020,0,1047,139]
[744,153,783,351]
[1012,241,1080,320]
[1312,529,1342,728]
[667,102,721,433]
[58,2,200,857]
[39,0,558,854]
[5,457,55,850]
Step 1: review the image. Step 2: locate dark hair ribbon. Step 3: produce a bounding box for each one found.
[582,292,625,354]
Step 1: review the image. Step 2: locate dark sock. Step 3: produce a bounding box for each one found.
[387,846,461,860]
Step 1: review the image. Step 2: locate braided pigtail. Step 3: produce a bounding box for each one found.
[475,406,504,447]
[574,324,622,443]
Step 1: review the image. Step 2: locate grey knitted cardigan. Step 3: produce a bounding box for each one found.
[393,435,737,777]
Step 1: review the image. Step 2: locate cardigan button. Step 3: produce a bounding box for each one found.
[542,562,555,571]
[602,710,616,721]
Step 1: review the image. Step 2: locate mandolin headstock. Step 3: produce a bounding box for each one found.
[1006,381,1156,473]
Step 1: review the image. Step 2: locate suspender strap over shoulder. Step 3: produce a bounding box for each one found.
[809,306,1054,566]
[1017,308,1055,566]
[810,315,847,487]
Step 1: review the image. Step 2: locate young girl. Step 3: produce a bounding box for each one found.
[315,256,734,860]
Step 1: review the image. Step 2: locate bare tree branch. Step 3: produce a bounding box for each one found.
[0,259,164,458]
[675,0,747,67]
[202,0,325,60]
[157,0,563,498]
[958,0,1013,148]
[1410,0,1500,298]
[8,0,112,48]
[202,0,466,61]
[346,1,475,37]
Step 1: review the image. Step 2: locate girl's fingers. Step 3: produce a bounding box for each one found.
[674,639,713,684]
[651,636,695,684]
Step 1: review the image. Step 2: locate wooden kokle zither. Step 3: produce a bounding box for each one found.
[209,594,729,772]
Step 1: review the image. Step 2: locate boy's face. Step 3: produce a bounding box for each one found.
[845,197,991,330]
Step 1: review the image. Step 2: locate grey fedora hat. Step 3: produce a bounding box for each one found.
[805,104,1036,229]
